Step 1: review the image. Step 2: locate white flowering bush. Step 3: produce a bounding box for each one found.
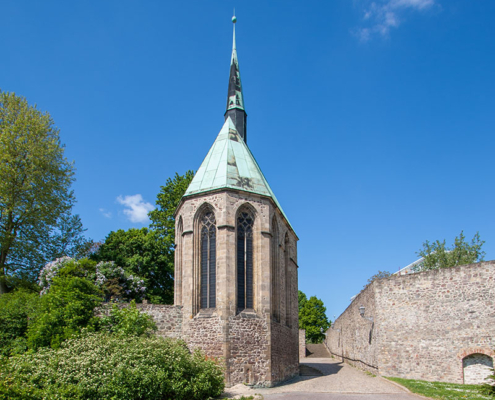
[38,257,73,295]
[0,333,225,400]
[38,258,146,301]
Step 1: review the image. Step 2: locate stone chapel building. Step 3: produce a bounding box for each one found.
[172,16,300,387]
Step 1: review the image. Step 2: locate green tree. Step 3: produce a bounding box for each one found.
[27,275,102,349]
[416,231,485,271]
[149,171,195,251]
[298,290,307,313]
[0,289,40,356]
[298,291,330,343]
[364,270,391,289]
[91,228,173,304]
[0,91,85,294]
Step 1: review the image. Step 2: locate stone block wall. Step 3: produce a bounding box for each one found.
[326,261,495,384]
[299,329,306,359]
[96,303,183,339]
[326,281,379,375]
[270,322,299,383]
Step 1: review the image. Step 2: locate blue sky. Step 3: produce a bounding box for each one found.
[3,0,494,319]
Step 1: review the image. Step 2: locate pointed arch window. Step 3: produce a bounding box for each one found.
[271,217,280,322]
[200,211,216,309]
[237,210,254,311]
[285,233,291,327]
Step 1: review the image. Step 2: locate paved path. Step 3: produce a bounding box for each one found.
[222,357,424,400]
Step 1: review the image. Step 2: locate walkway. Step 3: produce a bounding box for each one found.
[222,346,423,400]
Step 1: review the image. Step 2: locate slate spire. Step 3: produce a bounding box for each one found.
[224,14,247,143]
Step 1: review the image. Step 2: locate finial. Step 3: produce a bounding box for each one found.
[232,8,236,23]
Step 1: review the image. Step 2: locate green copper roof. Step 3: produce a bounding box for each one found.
[184,117,292,229]
[226,22,245,112]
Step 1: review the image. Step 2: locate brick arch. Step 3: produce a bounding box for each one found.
[457,348,495,359]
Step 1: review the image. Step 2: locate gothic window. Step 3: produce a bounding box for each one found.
[271,217,280,322]
[175,217,183,305]
[200,211,216,309]
[237,210,254,311]
[285,233,291,327]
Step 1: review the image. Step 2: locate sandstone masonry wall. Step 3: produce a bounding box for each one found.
[299,329,306,359]
[96,303,183,339]
[326,281,379,375]
[271,322,299,383]
[326,261,495,384]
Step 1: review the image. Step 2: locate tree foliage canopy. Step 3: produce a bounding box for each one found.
[0,91,86,293]
[91,228,173,304]
[364,270,392,289]
[298,290,330,344]
[416,231,485,271]
[149,171,194,250]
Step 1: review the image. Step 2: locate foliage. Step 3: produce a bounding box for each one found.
[480,366,495,397]
[149,170,195,248]
[27,275,102,349]
[91,228,172,304]
[298,291,330,343]
[99,300,157,337]
[364,270,392,289]
[0,90,88,294]
[386,377,492,400]
[0,91,90,294]
[0,289,40,356]
[415,231,485,272]
[0,333,225,400]
[38,257,146,301]
[298,290,307,313]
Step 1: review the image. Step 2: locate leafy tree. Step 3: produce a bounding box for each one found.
[91,228,173,304]
[149,171,195,251]
[416,231,485,271]
[364,270,392,289]
[298,291,330,343]
[0,289,40,356]
[0,91,86,294]
[298,290,307,313]
[27,275,102,349]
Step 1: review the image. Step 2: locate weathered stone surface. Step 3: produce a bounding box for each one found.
[326,261,495,384]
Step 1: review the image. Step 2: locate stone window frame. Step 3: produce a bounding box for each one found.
[271,215,280,323]
[235,203,258,314]
[175,216,183,306]
[457,348,495,384]
[193,203,218,315]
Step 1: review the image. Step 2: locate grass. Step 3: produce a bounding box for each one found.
[386,377,493,400]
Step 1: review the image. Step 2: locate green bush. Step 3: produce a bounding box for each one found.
[480,367,495,397]
[99,300,157,337]
[0,289,40,356]
[27,275,102,349]
[0,333,225,400]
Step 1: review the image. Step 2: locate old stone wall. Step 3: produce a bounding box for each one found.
[325,282,379,375]
[299,329,306,359]
[327,261,495,384]
[270,322,299,383]
[229,314,270,386]
[375,261,495,383]
[182,315,224,360]
[96,303,183,339]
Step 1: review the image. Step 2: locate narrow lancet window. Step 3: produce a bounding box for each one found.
[200,211,216,309]
[237,210,254,310]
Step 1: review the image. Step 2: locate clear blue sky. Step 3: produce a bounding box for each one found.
[3,0,494,319]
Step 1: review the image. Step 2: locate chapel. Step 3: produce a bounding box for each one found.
[173,16,300,387]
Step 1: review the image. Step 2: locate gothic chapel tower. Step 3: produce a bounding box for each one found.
[174,16,299,387]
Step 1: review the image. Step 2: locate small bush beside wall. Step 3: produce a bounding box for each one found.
[0,333,225,400]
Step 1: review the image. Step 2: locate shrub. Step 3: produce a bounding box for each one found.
[38,257,146,301]
[99,300,157,337]
[480,366,495,397]
[0,289,40,356]
[0,333,225,400]
[27,275,102,349]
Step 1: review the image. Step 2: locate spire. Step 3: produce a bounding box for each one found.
[225,13,248,143]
